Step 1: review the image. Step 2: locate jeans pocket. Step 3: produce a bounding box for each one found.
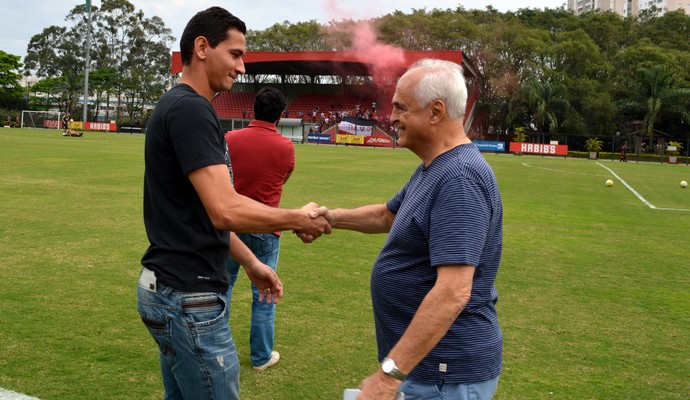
[138,310,176,362]
[141,316,167,331]
[181,293,227,329]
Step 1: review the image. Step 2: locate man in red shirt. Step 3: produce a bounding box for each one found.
[225,87,294,371]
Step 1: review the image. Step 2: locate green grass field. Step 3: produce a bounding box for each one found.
[0,128,688,399]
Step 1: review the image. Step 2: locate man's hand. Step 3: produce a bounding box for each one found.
[293,202,333,243]
[356,370,400,400]
[243,261,284,304]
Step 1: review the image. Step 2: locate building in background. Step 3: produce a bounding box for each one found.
[567,0,690,16]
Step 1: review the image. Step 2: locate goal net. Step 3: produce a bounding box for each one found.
[21,110,63,130]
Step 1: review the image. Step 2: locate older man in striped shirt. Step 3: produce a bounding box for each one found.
[325,59,503,400]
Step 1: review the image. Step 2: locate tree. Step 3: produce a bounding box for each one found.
[507,79,569,138]
[0,51,26,109]
[28,77,64,111]
[24,26,72,79]
[23,0,173,122]
[248,20,327,52]
[620,64,690,139]
[89,67,118,120]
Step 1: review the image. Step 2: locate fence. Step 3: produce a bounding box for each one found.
[470,131,690,165]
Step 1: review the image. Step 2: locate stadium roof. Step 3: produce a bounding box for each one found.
[170,50,477,80]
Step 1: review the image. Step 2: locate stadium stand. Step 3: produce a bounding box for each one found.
[212,92,255,119]
[172,50,479,143]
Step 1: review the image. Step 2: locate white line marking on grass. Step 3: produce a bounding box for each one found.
[596,162,690,212]
[521,162,608,177]
[0,388,41,400]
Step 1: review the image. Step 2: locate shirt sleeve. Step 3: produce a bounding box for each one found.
[168,97,226,175]
[428,176,491,268]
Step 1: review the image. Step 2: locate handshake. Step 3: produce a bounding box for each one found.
[293,202,334,243]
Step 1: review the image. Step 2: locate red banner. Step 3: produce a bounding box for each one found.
[509,142,568,155]
[84,122,117,132]
[364,136,394,148]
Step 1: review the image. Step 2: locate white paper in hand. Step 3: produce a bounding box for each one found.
[343,389,404,400]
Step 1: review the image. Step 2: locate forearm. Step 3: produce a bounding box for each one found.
[220,194,308,233]
[387,266,474,375]
[188,164,316,233]
[331,204,393,233]
[228,232,260,268]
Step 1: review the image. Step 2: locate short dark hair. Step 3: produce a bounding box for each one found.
[253,87,286,123]
[180,7,247,66]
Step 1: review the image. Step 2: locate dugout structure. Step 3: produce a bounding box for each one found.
[170,50,479,144]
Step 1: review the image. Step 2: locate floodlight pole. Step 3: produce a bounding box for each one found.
[82,0,92,123]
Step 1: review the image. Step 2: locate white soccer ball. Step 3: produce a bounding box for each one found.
[681,180,687,188]
[605,179,613,187]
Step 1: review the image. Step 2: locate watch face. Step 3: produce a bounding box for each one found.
[382,358,394,373]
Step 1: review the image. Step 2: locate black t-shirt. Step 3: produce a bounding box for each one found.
[141,84,232,293]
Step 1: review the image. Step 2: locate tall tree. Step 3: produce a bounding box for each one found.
[0,50,26,109]
[507,79,569,136]
[621,65,690,139]
[23,0,173,122]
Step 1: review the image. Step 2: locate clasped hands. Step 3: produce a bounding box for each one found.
[294,202,334,243]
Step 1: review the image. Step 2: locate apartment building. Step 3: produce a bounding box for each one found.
[567,0,690,16]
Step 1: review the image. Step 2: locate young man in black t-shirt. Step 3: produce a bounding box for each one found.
[137,7,331,399]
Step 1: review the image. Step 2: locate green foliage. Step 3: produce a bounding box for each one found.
[1,130,688,399]
[20,5,690,138]
[248,21,328,52]
[0,50,26,109]
[666,141,683,156]
[619,65,690,138]
[586,137,604,152]
[24,0,174,122]
[512,126,528,142]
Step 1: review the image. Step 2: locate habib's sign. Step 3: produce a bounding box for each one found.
[509,142,568,156]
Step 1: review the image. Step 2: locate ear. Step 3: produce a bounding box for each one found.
[429,99,445,125]
[194,36,210,61]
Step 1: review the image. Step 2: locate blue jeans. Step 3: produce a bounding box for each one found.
[137,267,240,400]
[225,233,280,367]
[399,376,499,400]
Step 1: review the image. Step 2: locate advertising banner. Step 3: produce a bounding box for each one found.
[474,140,506,152]
[85,122,117,131]
[307,133,332,143]
[336,134,365,145]
[509,142,568,155]
[364,136,394,148]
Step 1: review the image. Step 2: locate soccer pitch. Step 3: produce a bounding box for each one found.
[0,129,688,399]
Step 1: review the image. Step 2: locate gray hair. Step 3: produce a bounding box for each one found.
[407,59,467,120]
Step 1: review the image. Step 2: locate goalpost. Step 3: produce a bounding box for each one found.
[20,110,63,130]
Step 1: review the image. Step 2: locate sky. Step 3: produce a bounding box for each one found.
[2,0,566,64]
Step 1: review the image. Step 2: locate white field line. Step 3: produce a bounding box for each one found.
[521,161,690,212]
[0,388,41,400]
[596,162,690,212]
[521,162,610,177]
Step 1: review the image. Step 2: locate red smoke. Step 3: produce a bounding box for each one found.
[322,1,406,81]
[322,1,407,115]
[349,21,406,81]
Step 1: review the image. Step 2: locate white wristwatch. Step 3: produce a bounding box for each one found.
[381,357,407,381]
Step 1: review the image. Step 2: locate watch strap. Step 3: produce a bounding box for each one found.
[382,357,407,381]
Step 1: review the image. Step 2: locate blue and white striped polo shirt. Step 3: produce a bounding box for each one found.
[371,143,503,384]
